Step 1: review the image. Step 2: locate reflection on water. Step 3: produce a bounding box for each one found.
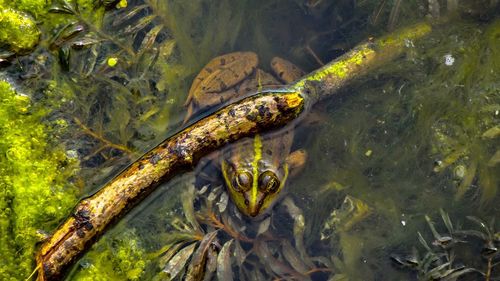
[0,0,498,280]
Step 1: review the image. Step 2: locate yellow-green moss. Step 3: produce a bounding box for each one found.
[0,80,79,280]
[294,46,373,90]
[9,0,47,17]
[293,22,432,92]
[0,7,40,53]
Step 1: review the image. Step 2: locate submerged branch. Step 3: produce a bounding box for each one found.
[73,117,135,156]
[35,22,431,280]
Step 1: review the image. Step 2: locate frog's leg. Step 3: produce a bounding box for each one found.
[182,88,238,125]
[182,102,196,125]
[270,57,305,84]
[195,151,222,183]
[286,149,307,178]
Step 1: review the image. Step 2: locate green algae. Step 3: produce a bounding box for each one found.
[70,228,149,281]
[289,18,500,280]
[0,80,79,280]
[0,7,40,54]
[0,0,47,18]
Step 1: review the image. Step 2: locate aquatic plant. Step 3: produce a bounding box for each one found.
[392,210,500,280]
[0,80,79,280]
[0,7,40,54]
[70,228,149,281]
[418,19,500,205]
[153,183,334,280]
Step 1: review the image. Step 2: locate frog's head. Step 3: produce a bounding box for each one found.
[221,134,289,218]
[222,160,288,217]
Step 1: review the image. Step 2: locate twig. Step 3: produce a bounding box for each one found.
[305,45,325,66]
[73,117,135,156]
[199,212,253,243]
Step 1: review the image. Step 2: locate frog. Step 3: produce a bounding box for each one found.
[184,51,307,218]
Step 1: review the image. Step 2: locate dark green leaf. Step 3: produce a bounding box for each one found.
[123,15,156,35]
[94,0,120,9]
[417,231,432,252]
[50,22,86,50]
[48,1,75,14]
[441,268,477,281]
[440,209,454,234]
[456,229,487,240]
[467,216,492,237]
[181,184,202,233]
[112,4,149,27]
[138,24,164,54]
[425,215,442,241]
[70,36,101,49]
[58,46,71,71]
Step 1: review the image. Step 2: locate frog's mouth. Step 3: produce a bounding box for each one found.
[239,188,288,219]
[246,192,265,217]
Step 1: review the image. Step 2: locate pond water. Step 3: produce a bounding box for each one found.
[1,0,499,280]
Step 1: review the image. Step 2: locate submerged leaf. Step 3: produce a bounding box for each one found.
[185,231,218,281]
[216,191,229,213]
[160,39,176,59]
[203,246,218,281]
[50,22,86,50]
[425,215,442,241]
[254,240,304,279]
[138,24,164,54]
[158,242,185,269]
[440,268,477,281]
[58,46,71,71]
[417,231,432,252]
[440,209,454,234]
[123,15,156,35]
[162,242,197,279]
[70,36,101,49]
[487,150,500,166]
[257,217,271,236]
[282,197,311,266]
[216,239,234,281]
[112,4,149,27]
[455,160,478,200]
[182,184,203,233]
[233,240,247,267]
[482,126,500,139]
[49,1,76,14]
[281,240,309,274]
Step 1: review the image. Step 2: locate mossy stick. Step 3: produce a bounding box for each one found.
[293,22,432,102]
[35,22,431,280]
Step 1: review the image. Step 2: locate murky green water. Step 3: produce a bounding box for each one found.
[1,0,499,280]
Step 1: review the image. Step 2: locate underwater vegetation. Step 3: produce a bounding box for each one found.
[0,80,79,280]
[0,0,498,280]
[392,210,500,280]
[0,8,40,55]
[69,228,148,281]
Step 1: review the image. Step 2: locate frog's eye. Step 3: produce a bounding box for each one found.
[258,171,280,194]
[232,171,252,192]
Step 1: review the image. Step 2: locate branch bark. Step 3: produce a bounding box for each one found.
[35,22,431,280]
